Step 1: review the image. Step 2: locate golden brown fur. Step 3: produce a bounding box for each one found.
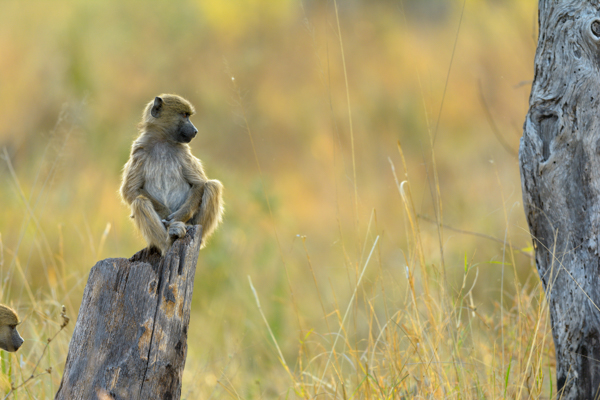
[0,305,23,352]
[120,94,224,254]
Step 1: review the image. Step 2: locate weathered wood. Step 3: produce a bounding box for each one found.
[520,2,600,398]
[54,226,202,400]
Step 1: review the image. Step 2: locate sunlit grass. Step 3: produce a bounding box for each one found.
[176,165,553,399]
[278,175,553,398]
[178,150,553,399]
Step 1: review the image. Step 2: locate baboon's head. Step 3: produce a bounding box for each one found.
[0,305,23,352]
[141,94,197,143]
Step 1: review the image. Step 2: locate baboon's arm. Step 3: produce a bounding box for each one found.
[120,152,145,205]
[165,154,207,223]
[166,186,203,223]
[139,188,171,219]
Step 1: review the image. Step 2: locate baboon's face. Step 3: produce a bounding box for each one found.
[0,324,23,352]
[149,95,198,144]
[175,112,198,144]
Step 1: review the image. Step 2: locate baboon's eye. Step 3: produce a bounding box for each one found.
[182,112,190,118]
[8,325,15,329]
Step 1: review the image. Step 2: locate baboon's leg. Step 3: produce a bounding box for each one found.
[131,196,169,254]
[189,180,223,246]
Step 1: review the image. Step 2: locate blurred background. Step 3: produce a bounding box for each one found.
[0,0,547,398]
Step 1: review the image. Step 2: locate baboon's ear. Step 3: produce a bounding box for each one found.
[151,97,163,118]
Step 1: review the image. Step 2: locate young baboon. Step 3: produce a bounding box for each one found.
[120,94,224,255]
[0,305,24,352]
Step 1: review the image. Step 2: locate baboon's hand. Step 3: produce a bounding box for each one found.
[165,208,193,224]
[167,221,187,246]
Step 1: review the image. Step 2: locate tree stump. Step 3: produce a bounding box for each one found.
[54,226,202,400]
[520,2,600,398]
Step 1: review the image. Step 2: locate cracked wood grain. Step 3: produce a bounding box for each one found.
[54,226,202,400]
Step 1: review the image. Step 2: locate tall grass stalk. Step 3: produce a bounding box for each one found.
[279,167,554,398]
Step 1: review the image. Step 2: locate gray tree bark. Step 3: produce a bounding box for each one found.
[54,226,202,400]
[520,2,600,399]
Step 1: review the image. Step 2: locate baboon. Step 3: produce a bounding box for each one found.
[0,305,23,352]
[120,94,224,255]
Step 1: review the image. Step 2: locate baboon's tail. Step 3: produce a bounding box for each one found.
[198,180,224,247]
[131,196,169,254]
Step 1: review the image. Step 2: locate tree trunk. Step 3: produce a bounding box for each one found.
[520,2,600,398]
[54,226,202,400]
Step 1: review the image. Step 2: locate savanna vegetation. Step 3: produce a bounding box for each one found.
[0,0,552,398]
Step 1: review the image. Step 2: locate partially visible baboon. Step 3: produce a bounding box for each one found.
[120,94,224,255]
[0,305,24,352]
